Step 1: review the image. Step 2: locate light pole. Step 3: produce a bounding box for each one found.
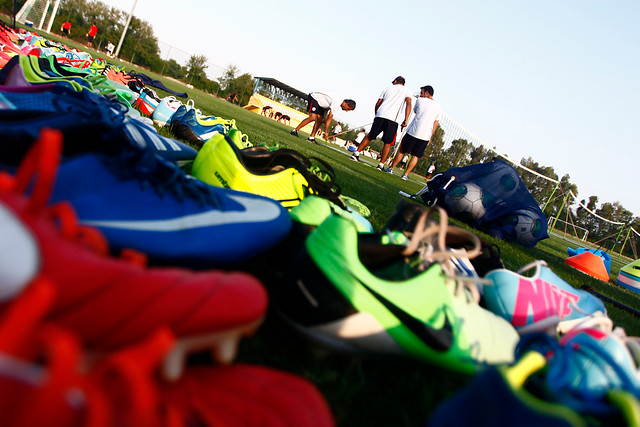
[114,0,138,58]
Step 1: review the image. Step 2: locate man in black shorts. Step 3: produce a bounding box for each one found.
[350,76,412,167]
[290,91,356,143]
[384,85,443,180]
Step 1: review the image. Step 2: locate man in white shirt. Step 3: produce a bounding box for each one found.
[331,123,342,142]
[350,76,412,168]
[291,91,356,143]
[385,85,443,180]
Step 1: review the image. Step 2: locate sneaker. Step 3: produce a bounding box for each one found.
[401,175,408,180]
[0,281,334,426]
[484,261,611,335]
[428,349,640,426]
[290,129,298,137]
[515,328,640,418]
[350,152,360,162]
[0,129,269,377]
[192,133,345,209]
[289,195,373,233]
[376,163,384,170]
[307,137,316,143]
[40,131,291,267]
[171,108,234,146]
[270,206,519,373]
[152,96,183,127]
[383,167,394,174]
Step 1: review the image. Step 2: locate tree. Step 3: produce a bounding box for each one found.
[220,72,253,105]
[163,59,186,80]
[519,157,558,206]
[435,138,474,171]
[185,54,209,88]
[470,145,495,164]
[218,65,240,93]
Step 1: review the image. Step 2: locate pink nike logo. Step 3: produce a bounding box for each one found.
[511,277,580,327]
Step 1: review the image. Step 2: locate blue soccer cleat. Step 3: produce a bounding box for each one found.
[45,143,292,267]
[484,261,611,334]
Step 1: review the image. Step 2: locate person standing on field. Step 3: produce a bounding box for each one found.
[86,23,98,47]
[60,21,71,36]
[350,76,412,168]
[385,85,442,180]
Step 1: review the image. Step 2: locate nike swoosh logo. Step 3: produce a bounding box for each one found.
[197,129,221,141]
[81,194,282,231]
[358,279,454,352]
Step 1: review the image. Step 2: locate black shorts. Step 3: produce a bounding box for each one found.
[368,117,398,145]
[307,94,328,117]
[62,28,70,35]
[87,35,95,43]
[400,133,429,157]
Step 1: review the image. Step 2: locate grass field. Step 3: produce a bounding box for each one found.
[28,33,640,425]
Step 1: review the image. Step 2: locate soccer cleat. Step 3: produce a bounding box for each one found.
[350,152,360,161]
[307,137,316,143]
[290,129,298,137]
[152,96,183,127]
[401,174,408,181]
[270,206,519,374]
[483,261,611,335]
[289,195,373,233]
[514,328,640,420]
[383,167,394,174]
[0,129,269,377]
[165,364,336,427]
[171,108,236,146]
[28,131,291,267]
[428,348,640,426]
[191,133,346,209]
[0,281,334,426]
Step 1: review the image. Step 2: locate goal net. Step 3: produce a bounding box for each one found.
[15,0,60,32]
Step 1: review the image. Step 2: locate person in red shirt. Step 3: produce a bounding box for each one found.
[60,21,71,36]
[86,23,98,47]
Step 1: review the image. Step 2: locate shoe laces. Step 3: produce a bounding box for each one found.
[522,329,640,415]
[107,146,220,207]
[399,206,486,303]
[0,279,179,426]
[1,129,149,266]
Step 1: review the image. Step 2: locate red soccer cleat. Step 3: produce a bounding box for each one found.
[0,129,268,379]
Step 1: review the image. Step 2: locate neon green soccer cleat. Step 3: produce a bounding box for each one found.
[271,207,519,374]
[191,133,344,209]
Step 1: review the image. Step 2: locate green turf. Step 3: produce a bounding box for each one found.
[29,34,640,424]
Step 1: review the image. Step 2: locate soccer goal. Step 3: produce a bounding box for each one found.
[547,216,589,242]
[15,0,61,32]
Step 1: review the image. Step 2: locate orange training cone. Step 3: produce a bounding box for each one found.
[565,251,610,282]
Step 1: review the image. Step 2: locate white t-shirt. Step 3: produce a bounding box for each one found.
[355,131,365,143]
[334,124,342,134]
[311,91,340,110]
[428,164,436,173]
[375,84,412,123]
[406,97,443,141]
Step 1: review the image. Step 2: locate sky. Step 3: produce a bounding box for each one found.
[101,0,640,216]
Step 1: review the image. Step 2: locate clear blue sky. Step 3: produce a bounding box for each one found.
[104,0,640,217]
